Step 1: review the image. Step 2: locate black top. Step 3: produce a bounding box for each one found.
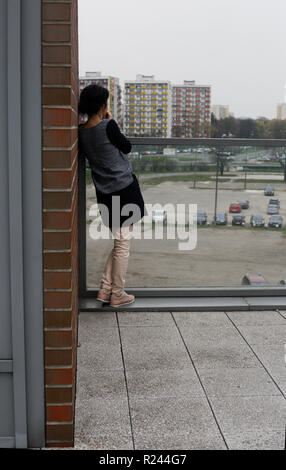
[106,119,132,154]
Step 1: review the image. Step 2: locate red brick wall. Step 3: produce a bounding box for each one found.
[42,0,79,447]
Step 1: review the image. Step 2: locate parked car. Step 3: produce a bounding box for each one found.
[264,185,274,196]
[195,211,208,225]
[232,215,246,226]
[268,215,283,228]
[241,273,269,286]
[237,200,249,209]
[250,214,265,227]
[152,210,167,223]
[213,212,228,225]
[229,202,241,213]
[268,198,280,208]
[267,204,279,215]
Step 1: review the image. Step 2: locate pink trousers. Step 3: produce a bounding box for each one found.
[99,224,134,297]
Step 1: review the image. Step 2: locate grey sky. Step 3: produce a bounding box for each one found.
[79,0,286,119]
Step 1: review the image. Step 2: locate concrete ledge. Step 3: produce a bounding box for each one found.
[245,297,286,310]
[79,296,286,312]
[80,296,250,312]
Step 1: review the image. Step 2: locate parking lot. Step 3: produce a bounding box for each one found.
[86,178,286,288]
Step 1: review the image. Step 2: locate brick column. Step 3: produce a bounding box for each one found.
[42,0,79,447]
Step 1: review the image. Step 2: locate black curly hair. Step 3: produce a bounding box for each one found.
[78,84,109,116]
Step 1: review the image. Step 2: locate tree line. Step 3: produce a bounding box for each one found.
[211,114,286,139]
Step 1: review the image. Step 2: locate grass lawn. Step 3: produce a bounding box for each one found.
[141,175,232,186]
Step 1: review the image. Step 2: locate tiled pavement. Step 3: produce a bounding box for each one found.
[74,310,286,450]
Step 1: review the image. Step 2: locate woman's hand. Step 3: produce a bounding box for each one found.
[105,110,112,119]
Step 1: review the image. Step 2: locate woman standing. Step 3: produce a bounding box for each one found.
[78,84,147,308]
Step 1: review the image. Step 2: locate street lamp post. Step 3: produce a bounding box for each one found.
[193,152,197,189]
[214,153,219,226]
[279,130,286,182]
[244,151,248,190]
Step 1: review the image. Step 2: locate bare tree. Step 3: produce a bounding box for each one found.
[212,151,233,176]
[270,150,286,182]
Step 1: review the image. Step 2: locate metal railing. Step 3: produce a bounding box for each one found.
[128,137,286,147]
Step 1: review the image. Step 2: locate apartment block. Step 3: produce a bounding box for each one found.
[277,103,286,120]
[211,104,229,120]
[79,71,123,126]
[123,74,172,137]
[172,80,211,138]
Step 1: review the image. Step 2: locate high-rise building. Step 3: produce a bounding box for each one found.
[79,72,123,126]
[123,75,172,137]
[211,104,229,120]
[276,103,286,120]
[172,81,211,137]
